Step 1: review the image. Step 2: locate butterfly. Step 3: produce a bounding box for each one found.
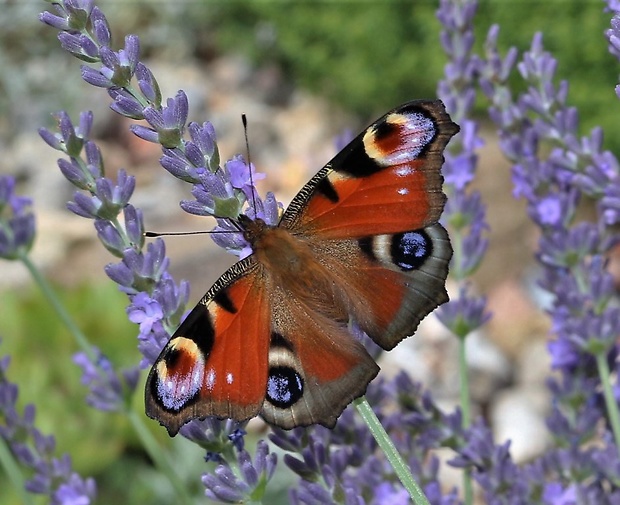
[145,100,459,436]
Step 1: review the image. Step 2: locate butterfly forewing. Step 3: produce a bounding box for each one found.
[145,258,271,436]
[281,100,458,238]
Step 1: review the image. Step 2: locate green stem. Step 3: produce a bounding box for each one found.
[595,351,620,453]
[458,337,474,505]
[19,253,97,363]
[458,338,471,428]
[353,396,430,505]
[0,435,34,505]
[127,410,195,505]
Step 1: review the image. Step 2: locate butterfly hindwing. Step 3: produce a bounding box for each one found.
[304,223,452,350]
[260,291,379,429]
[145,258,271,436]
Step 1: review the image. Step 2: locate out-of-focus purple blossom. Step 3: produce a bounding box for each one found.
[0,345,97,503]
[480,9,620,505]
[442,120,483,191]
[436,286,490,339]
[372,482,410,505]
[542,482,578,505]
[500,31,619,361]
[73,349,139,412]
[607,12,620,98]
[53,473,98,505]
[0,176,36,260]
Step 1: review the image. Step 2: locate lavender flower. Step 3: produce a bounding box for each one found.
[267,374,465,504]
[480,21,620,381]
[73,350,139,412]
[435,0,491,339]
[41,0,281,257]
[0,176,36,260]
[202,440,277,503]
[0,344,96,504]
[475,3,620,502]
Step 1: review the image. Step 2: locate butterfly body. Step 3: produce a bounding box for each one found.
[146,100,459,435]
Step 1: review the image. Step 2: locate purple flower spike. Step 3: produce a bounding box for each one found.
[91,7,111,47]
[96,36,140,88]
[81,65,114,88]
[123,204,144,248]
[57,32,97,62]
[73,350,126,412]
[67,191,101,219]
[437,286,491,338]
[160,148,202,183]
[188,121,220,171]
[0,343,97,503]
[152,276,189,324]
[0,176,36,260]
[202,440,277,503]
[94,219,125,257]
[135,63,162,107]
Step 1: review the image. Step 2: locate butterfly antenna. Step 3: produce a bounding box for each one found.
[145,229,241,238]
[242,114,258,218]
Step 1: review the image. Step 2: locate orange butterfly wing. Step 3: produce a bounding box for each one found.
[282,100,456,237]
[145,258,271,435]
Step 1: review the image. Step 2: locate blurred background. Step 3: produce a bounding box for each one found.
[1,0,618,503]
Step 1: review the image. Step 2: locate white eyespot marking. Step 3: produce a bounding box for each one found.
[364,111,436,167]
[396,166,414,177]
[155,336,205,411]
[397,187,409,195]
[226,372,234,384]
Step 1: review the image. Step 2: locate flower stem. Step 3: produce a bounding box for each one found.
[595,351,620,453]
[19,253,97,363]
[458,337,474,505]
[353,396,430,505]
[127,410,195,505]
[0,435,34,505]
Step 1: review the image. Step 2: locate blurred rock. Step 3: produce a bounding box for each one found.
[491,385,550,463]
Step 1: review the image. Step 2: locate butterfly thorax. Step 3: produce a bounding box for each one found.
[240,215,347,316]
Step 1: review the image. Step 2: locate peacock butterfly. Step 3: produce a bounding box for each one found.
[145,100,459,435]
